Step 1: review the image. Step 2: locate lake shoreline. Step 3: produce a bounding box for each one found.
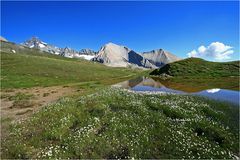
[113,76,240,105]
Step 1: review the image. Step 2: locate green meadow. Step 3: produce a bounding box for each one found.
[0,46,239,159]
[1,51,145,89]
[2,88,239,159]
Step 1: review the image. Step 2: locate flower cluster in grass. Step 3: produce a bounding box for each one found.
[1,88,239,159]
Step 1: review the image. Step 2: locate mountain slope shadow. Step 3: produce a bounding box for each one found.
[128,50,145,67]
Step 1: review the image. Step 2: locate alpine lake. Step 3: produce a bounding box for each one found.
[113,76,239,106]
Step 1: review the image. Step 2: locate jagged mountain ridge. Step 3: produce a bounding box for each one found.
[23,37,61,55]
[23,37,96,59]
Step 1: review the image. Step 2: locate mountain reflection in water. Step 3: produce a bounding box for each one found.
[113,77,239,105]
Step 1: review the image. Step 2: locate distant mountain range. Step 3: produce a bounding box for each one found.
[1,36,181,68]
[22,37,97,60]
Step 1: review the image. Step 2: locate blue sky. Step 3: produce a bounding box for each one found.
[1,1,239,61]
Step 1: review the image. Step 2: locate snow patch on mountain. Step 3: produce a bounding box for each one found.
[76,55,95,60]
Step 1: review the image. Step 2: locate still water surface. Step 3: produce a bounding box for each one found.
[113,77,239,105]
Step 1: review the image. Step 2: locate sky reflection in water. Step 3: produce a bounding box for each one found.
[114,77,239,105]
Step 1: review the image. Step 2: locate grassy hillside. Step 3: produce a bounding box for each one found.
[0,42,145,89]
[150,58,240,78]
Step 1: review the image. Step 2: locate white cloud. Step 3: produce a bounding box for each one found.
[187,42,234,60]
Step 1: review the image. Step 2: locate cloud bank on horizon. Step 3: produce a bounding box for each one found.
[187,42,234,61]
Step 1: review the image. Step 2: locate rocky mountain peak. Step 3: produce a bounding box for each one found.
[23,36,48,49]
[141,49,181,67]
[93,42,155,68]
[143,49,164,54]
[79,49,96,55]
[106,42,129,49]
[105,42,117,46]
[63,47,72,51]
[101,42,131,53]
[30,36,41,42]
